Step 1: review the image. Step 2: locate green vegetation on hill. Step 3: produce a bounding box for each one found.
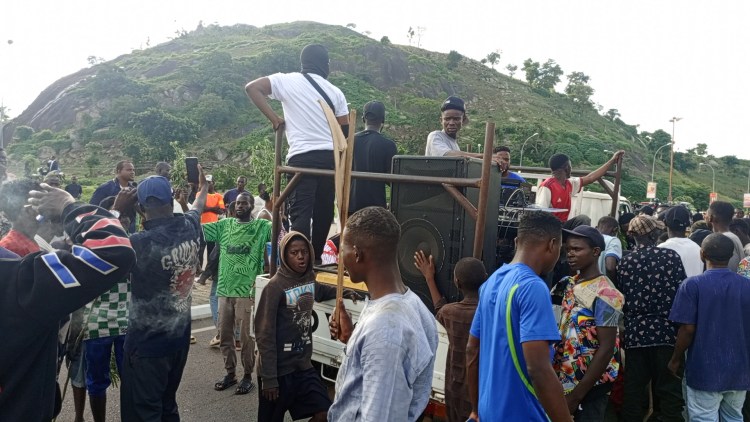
[6,21,749,210]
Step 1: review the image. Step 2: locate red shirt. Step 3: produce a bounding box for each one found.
[0,229,41,257]
[539,177,581,222]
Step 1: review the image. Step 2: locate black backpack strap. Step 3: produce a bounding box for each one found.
[303,73,336,114]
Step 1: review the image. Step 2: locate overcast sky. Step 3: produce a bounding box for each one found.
[2,0,748,159]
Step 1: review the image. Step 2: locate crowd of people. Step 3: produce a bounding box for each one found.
[2,42,750,422]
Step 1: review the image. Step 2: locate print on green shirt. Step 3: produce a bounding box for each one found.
[203,218,271,297]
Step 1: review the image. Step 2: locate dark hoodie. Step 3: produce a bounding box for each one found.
[254,231,336,389]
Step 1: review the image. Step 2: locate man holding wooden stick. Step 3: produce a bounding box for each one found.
[246,44,350,264]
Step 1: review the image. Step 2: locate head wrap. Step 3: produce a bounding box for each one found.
[300,44,330,79]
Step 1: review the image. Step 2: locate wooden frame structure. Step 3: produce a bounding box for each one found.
[269,123,623,276]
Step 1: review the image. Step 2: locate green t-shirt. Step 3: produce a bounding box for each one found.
[203,218,271,297]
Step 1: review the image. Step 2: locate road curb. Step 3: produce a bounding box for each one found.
[191,304,212,321]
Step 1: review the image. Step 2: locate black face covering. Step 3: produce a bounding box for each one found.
[300,44,330,79]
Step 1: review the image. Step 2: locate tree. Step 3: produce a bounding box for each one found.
[522,59,540,85]
[605,109,620,121]
[0,105,10,123]
[506,64,518,79]
[447,50,462,69]
[380,36,391,45]
[485,51,501,69]
[346,23,357,29]
[647,129,672,152]
[695,143,708,156]
[407,27,415,45]
[130,108,199,160]
[85,142,103,177]
[565,71,594,106]
[14,126,34,141]
[537,59,563,91]
[33,129,55,141]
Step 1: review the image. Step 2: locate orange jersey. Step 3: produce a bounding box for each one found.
[201,193,225,224]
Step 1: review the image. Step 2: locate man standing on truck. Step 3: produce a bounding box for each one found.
[536,150,624,222]
[466,211,572,422]
[328,207,438,421]
[245,44,349,264]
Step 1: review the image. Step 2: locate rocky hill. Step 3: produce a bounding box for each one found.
[4,21,746,209]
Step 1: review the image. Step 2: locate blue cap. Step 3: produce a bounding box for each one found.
[137,176,172,208]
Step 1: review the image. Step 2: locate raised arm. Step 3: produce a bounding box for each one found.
[580,150,624,187]
[190,164,209,214]
[245,77,284,130]
[25,186,136,323]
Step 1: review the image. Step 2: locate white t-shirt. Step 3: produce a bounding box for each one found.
[658,237,704,278]
[329,289,438,421]
[721,231,746,272]
[598,234,623,275]
[424,130,459,156]
[268,72,349,159]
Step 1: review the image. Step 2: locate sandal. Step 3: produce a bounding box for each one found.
[214,374,237,391]
[235,377,255,395]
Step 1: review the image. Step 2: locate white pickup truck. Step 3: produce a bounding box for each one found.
[254,271,450,419]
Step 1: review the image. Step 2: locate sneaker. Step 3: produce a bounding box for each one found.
[209,335,220,348]
[190,336,197,344]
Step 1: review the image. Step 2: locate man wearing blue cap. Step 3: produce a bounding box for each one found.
[246,44,349,264]
[120,166,209,422]
[349,100,397,214]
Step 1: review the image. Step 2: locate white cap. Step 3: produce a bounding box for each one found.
[205,174,213,182]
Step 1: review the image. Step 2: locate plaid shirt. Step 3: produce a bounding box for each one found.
[85,279,130,339]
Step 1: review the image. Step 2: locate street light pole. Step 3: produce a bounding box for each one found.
[651,142,674,182]
[700,163,715,195]
[518,132,539,166]
[668,117,682,203]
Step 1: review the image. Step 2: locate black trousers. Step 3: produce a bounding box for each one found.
[621,346,685,422]
[286,150,335,262]
[120,347,189,422]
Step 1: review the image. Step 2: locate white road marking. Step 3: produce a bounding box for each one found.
[191,326,216,334]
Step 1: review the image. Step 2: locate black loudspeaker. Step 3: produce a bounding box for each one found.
[391,156,500,311]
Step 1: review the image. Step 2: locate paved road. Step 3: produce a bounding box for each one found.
[56,317,298,422]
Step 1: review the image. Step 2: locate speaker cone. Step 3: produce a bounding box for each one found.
[397,218,445,279]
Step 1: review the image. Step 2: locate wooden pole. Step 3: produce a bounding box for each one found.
[473,122,495,259]
[270,124,285,276]
[319,100,356,325]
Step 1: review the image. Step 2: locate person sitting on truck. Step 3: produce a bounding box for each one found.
[551,225,623,421]
[413,252,487,422]
[535,150,625,222]
[493,145,526,189]
[255,231,360,422]
[424,96,505,170]
[328,206,438,421]
[466,211,571,422]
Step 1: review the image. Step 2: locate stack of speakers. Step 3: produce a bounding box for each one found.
[390,156,501,312]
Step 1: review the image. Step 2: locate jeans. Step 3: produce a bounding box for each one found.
[685,386,745,422]
[286,150,335,262]
[84,335,125,397]
[574,384,612,422]
[622,346,685,422]
[218,297,255,377]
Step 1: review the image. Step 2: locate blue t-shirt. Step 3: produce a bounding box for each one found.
[669,268,750,391]
[470,263,560,421]
[501,171,526,189]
